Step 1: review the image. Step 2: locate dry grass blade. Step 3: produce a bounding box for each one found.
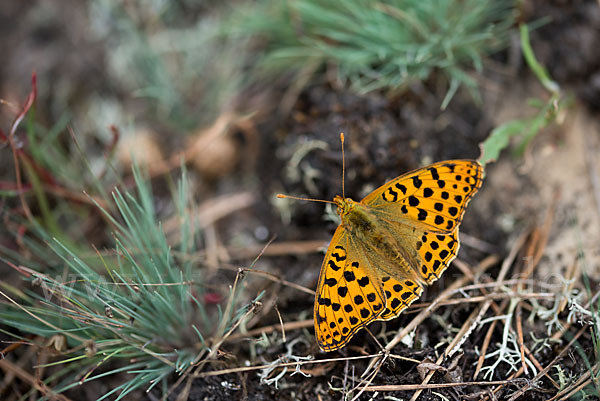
[360,379,522,391]
[0,289,88,344]
[349,352,388,401]
[218,240,326,260]
[226,319,313,342]
[179,240,325,267]
[515,302,527,375]
[459,231,499,254]
[274,305,286,344]
[219,264,315,296]
[196,354,377,378]
[450,298,495,358]
[5,74,37,223]
[522,195,556,279]
[164,191,256,240]
[495,230,530,285]
[0,358,72,401]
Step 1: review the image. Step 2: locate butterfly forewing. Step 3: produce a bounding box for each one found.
[361,160,483,234]
[314,226,386,351]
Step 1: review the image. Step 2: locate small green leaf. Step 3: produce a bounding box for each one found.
[479,120,526,166]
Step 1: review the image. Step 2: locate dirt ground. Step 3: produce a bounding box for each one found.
[1,1,600,400]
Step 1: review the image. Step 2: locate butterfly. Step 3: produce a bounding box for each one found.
[281,136,484,351]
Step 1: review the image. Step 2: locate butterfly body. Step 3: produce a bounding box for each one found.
[334,195,421,282]
[314,160,483,351]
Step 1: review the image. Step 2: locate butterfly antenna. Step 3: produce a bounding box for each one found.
[276,194,335,204]
[340,132,345,198]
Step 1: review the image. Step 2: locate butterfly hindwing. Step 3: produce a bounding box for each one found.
[362,160,483,234]
[377,275,423,321]
[314,226,386,351]
[415,230,460,284]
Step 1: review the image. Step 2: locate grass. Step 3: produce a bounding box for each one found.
[0,166,261,400]
[234,0,515,108]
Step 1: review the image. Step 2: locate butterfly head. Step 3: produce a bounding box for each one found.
[333,195,357,217]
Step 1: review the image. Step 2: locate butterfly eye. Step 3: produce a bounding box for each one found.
[337,207,343,215]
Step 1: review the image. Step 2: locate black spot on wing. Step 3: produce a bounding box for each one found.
[395,183,407,195]
[382,187,398,202]
[357,276,370,287]
[428,167,440,180]
[324,277,337,287]
[328,260,341,271]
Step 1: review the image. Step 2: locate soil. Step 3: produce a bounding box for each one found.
[1,1,600,401]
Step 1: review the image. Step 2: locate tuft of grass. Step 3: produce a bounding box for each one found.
[0,167,260,400]
[234,0,515,108]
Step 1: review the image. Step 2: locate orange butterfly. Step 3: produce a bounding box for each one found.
[280,134,483,351]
